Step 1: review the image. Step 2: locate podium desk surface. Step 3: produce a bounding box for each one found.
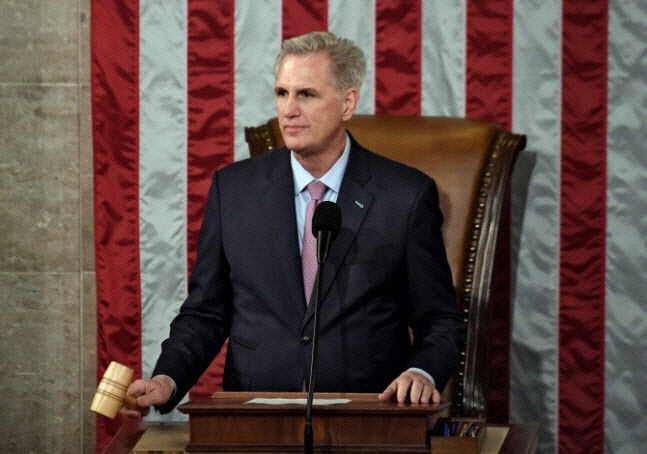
[102,420,539,454]
[179,392,451,414]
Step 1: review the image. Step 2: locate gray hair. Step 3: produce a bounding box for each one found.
[275,31,367,93]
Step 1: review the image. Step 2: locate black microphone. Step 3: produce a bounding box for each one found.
[304,201,341,454]
[312,201,342,264]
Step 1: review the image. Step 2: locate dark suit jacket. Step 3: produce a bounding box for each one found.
[154,136,465,413]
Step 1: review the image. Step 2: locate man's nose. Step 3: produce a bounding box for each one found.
[283,95,300,117]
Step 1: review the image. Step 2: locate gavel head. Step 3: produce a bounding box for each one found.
[90,361,135,419]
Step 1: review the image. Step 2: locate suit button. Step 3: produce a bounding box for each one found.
[301,336,311,345]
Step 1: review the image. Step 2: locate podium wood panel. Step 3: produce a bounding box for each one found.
[178,393,449,453]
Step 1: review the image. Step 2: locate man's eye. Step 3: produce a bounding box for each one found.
[302,91,313,97]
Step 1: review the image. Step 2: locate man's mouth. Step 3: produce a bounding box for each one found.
[283,125,306,133]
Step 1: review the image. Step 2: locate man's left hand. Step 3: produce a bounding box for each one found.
[378,370,440,404]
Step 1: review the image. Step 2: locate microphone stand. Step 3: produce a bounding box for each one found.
[304,230,332,454]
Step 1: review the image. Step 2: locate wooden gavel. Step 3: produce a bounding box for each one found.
[90,361,150,418]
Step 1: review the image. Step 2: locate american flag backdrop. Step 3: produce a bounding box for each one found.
[91,1,647,453]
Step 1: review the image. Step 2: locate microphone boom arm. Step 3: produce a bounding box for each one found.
[304,230,331,454]
[304,202,341,454]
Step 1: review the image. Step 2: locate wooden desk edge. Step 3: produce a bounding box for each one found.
[102,421,539,454]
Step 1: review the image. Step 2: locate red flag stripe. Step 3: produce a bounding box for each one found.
[282,0,328,40]
[559,2,608,453]
[91,0,141,452]
[465,0,514,423]
[465,1,513,126]
[374,0,422,115]
[187,0,235,401]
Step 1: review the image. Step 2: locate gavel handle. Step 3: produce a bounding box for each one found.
[124,394,151,416]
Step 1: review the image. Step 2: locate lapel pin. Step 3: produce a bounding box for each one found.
[354,200,364,209]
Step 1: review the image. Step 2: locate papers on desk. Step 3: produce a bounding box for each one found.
[244,398,351,406]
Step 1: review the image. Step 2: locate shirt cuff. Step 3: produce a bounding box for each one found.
[406,368,435,387]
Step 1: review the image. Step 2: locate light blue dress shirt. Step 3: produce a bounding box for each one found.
[291,135,351,252]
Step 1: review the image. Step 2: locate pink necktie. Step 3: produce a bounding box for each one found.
[302,181,327,304]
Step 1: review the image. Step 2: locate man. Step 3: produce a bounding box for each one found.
[122,32,465,417]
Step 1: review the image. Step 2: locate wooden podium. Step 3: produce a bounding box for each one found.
[177,392,450,453]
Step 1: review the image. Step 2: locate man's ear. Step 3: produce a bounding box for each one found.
[341,87,359,121]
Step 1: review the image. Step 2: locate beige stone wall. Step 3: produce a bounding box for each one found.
[0,1,96,452]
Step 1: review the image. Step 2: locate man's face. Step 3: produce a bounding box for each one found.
[275,52,355,158]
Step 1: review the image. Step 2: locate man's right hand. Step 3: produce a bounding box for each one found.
[119,375,175,418]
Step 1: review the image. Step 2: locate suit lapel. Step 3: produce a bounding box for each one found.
[303,140,373,326]
[260,150,308,320]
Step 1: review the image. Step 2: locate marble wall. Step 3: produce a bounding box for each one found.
[0,1,96,452]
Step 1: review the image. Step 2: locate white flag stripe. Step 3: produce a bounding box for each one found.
[605,2,647,452]
[509,2,561,453]
[421,0,465,116]
[234,0,282,161]
[139,0,189,421]
[328,0,376,114]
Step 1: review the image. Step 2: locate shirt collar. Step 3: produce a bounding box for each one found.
[291,133,351,196]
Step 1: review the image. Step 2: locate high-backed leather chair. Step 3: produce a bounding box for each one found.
[245,114,526,417]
